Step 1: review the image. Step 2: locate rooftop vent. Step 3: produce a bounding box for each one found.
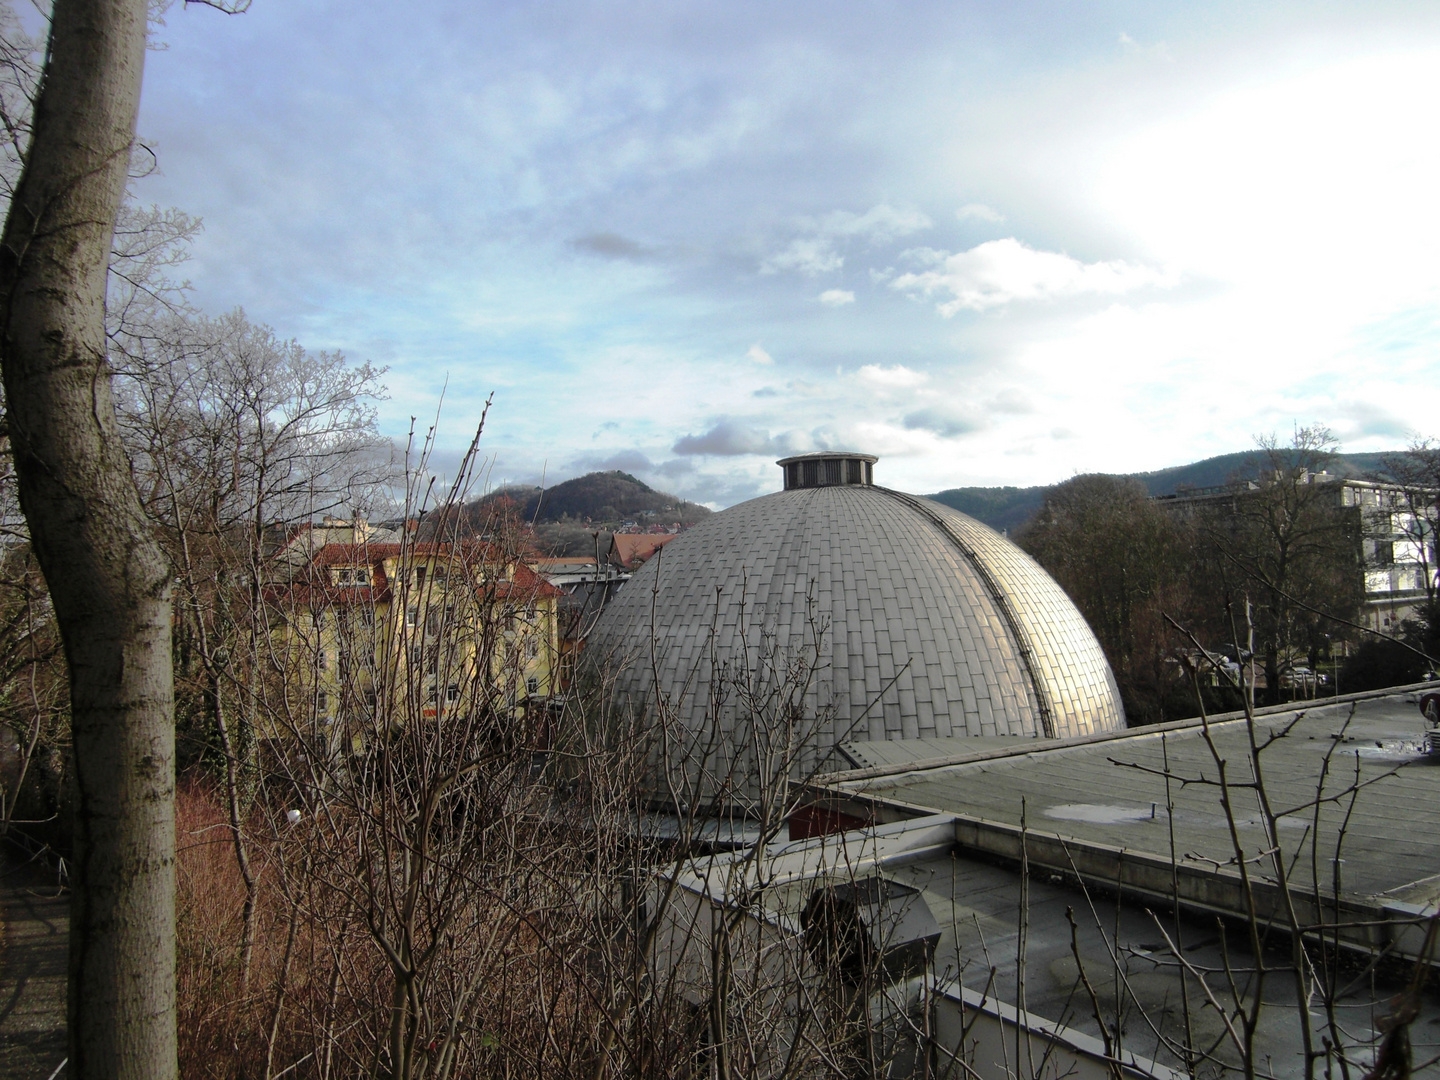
[778,451,877,491]
[800,876,940,985]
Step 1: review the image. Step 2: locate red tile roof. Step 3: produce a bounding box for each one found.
[263,542,563,606]
[609,533,676,568]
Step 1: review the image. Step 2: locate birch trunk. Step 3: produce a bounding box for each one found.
[0,0,175,1077]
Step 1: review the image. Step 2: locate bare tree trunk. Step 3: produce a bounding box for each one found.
[0,1,175,1078]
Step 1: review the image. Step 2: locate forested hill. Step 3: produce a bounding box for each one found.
[927,450,1395,534]
[475,471,711,556]
[478,469,711,535]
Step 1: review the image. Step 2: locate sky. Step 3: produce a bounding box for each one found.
[131,1,1440,507]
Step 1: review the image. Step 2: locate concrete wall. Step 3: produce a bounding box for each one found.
[933,984,1183,1080]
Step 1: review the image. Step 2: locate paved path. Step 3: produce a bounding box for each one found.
[0,848,67,1079]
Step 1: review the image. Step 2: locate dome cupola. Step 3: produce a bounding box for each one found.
[777,451,878,490]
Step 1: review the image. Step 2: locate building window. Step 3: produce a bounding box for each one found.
[446,683,460,703]
[526,676,540,695]
[406,605,419,627]
[317,691,328,712]
[415,566,426,589]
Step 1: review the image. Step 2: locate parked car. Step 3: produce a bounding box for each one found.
[1216,642,1253,663]
[1282,665,1318,689]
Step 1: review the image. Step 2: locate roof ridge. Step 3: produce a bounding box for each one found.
[874,486,1057,738]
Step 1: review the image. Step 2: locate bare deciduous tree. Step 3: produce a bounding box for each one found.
[1212,427,1364,705]
[0,1,177,1076]
[1016,474,1201,724]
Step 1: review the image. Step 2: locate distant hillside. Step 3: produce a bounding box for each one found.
[482,470,711,526]
[1131,450,1392,496]
[923,487,1044,535]
[478,470,711,556]
[927,451,1398,534]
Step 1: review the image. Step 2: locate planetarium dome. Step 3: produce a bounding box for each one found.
[585,452,1125,800]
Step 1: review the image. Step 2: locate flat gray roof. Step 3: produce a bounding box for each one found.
[808,688,1440,984]
[884,846,1440,1076]
[650,687,1440,1079]
[661,791,1440,1079]
[825,690,1440,910]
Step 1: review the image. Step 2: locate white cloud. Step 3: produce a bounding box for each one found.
[761,203,931,275]
[746,343,774,365]
[1096,50,1440,307]
[857,363,928,389]
[818,288,855,307]
[989,388,1035,414]
[672,419,809,457]
[902,407,983,438]
[761,238,844,276]
[891,237,1174,315]
[673,420,778,456]
[956,203,1004,223]
[823,204,932,243]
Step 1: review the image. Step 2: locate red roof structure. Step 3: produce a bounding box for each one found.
[263,541,563,606]
[608,533,676,570]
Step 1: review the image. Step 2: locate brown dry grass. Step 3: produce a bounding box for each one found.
[174,776,697,1079]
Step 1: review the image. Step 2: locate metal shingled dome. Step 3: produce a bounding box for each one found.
[585,471,1125,800]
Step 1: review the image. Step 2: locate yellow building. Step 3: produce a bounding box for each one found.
[263,541,563,751]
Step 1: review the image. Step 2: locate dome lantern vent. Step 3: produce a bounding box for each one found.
[778,451,878,491]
